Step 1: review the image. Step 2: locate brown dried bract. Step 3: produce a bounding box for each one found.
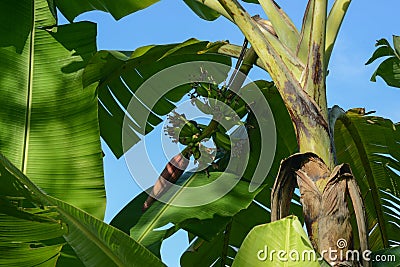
[271,153,369,266]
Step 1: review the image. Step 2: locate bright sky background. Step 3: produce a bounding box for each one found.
[60,1,399,266]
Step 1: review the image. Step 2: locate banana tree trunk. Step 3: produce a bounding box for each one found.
[270,71,369,266]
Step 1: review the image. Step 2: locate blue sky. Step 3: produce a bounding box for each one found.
[61,1,399,266]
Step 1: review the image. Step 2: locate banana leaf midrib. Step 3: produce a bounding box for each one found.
[21,1,36,175]
[48,196,127,266]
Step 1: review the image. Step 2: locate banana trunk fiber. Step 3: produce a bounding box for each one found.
[271,151,369,266]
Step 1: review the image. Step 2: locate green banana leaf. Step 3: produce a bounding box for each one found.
[55,0,160,22]
[234,80,301,222]
[0,0,105,218]
[371,246,400,267]
[0,205,66,267]
[180,202,269,267]
[183,0,221,21]
[366,36,400,88]
[111,171,263,256]
[83,39,231,158]
[240,80,298,185]
[0,152,165,267]
[334,108,400,249]
[232,216,328,266]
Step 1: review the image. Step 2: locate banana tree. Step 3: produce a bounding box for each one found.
[78,0,399,266]
[1,0,399,266]
[174,1,399,266]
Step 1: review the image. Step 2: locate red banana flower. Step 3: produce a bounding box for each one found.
[142,152,189,212]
